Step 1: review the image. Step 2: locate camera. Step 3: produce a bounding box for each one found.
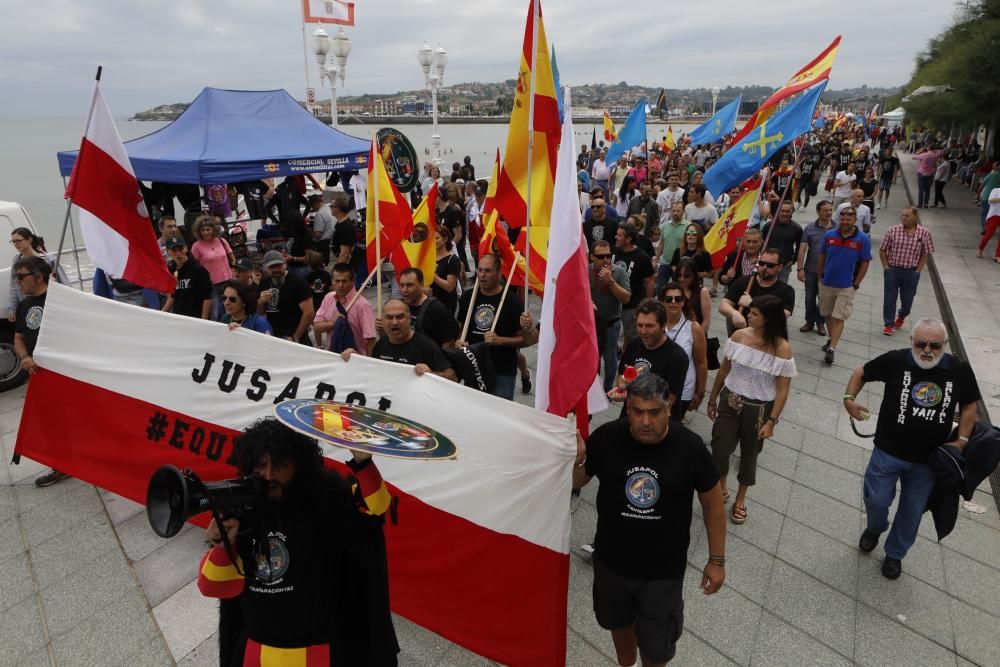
[146,465,263,538]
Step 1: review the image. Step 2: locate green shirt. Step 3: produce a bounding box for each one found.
[658,218,690,266]
[980,171,1000,197]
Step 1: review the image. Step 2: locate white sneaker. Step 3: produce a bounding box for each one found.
[876,202,881,209]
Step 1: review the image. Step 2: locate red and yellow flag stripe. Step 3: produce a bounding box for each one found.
[365,139,414,269]
[391,182,439,286]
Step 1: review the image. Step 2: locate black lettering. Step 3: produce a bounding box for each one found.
[246,369,270,402]
[217,361,246,393]
[378,397,392,412]
[345,391,366,406]
[192,353,215,383]
[206,432,227,462]
[273,377,301,404]
[315,382,337,400]
[188,427,205,455]
[169,419,190,449]
[225,435,242,466]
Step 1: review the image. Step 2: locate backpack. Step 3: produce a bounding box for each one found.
[327,300,358,354]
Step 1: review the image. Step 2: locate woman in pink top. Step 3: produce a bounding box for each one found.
[191,217,235,319]
[912,145,942,209]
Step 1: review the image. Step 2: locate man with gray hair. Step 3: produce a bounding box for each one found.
[842,318,980,579]
[573,372,726,666]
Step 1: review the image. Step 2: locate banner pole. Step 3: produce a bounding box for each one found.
[490,253,520,334]
[347,264,379,312]
[374,151,382,318]
[460,275,481,341]
[61,176,86,290]
[522,0,539,315]
[744,148,804,299]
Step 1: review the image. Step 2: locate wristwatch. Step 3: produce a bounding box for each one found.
[852,283,860,290]
[766,416,780,425]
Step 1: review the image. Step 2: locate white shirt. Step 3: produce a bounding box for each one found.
[684,201,719,232]
[988,187,1000,218]
[834,202,872,229]
[723,340,797,402]
[665,316,696,400]
[591,159,610,181]
[834,171,856,198]
[694,149,711,168]
[656,188,684,221]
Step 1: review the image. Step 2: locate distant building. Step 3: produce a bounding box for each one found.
[401,96,418,114]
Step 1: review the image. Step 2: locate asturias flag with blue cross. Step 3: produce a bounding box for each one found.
[704,83,826,196]
[604,98,647,165]
[688,95,741,146]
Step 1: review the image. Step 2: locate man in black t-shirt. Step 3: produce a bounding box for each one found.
[582,198,618,246]
[759,201,803,282]
[876,147,901,209]
[719,248,795,335]
[356,299,456,381]
[573,373,726,666]
[162,236,213,319]
[843,318,979,580]
[233,179,270,221]
[257,250,315,343]
[613,222,655,346]
[456,253,524,400]
[330,199,356,266]
[397,268,457,348]
[613,300,688,413]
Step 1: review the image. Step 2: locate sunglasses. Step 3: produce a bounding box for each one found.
[661,295,685,303]
[757,260,779,268]
[913,340,944,351]
[592,205,605,209]
[222,296,240,303]
[685,232,700,237]
[14,273,32,282]
[593,253,612,260]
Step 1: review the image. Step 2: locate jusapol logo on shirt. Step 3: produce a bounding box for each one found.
[624,466,661,516]
[897,372,952,424]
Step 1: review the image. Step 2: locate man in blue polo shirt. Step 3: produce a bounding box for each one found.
[816,206,871,365]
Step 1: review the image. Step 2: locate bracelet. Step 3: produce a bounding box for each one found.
[957,435,969,443]
[708,555,725,566]
[843,393,856,401]
[767,416,779,425]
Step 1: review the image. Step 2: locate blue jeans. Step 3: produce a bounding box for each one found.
[863,448,936,560]
[883,267,920,327]
[916,174,934,207]
[492,373,516,401]
[602,319,622,391]
[804,271,824,326]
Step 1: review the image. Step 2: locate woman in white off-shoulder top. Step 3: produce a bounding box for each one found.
[707,294,796,525]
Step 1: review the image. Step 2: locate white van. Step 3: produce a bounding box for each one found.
[0,201,43,392]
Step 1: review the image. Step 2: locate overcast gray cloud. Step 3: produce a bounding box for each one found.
[0,0,959,117]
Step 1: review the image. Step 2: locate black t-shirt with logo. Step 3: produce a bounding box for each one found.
[879,156,900,179]
[234,180,269,220]
[457,288,523,375]
[582,218,617,248]
[724,275,796,316]
[15,292,47,355]
[304,269,332,311]
[409,297,458,347]
[863,350,980,463]
[585,419,718,580]
[372,331,451,372]
[258,271,313,338]
[612,247,655,310]
[617,336,688,401]
[169,259,213,318]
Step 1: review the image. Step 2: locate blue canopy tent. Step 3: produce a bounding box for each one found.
[57,87,370,184]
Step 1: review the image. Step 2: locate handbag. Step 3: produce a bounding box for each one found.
[706,336,721,371]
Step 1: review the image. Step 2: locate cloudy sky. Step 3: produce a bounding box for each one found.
[0,0,960,117]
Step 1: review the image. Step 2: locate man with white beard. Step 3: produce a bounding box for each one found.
[842,318,979,580]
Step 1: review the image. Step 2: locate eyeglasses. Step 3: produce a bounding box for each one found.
[685,232,700,237]
[14,273,32,282]
[757,260,779,268]
[222,296,239,303]
[591,205,605,209]
[10,238,26,245]
[593,253,612,260]
[661,295,685,303]
[913,340,944,351]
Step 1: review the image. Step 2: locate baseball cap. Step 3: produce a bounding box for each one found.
[165,236,186,248]
[262,250,285,268]
[475,184,486,196]
[232,257,253,272]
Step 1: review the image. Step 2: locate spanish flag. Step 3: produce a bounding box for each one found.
[704,180,764,270]
[492,0,561,232]
[366,139,413,271]
[664,125,676,153]
[603,112,617,143]
[390,182,439,286]
[732,36,841,144]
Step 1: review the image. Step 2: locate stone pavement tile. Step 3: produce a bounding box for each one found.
[768,420,807,451]
[570,493,598,552]
[117,507,195,562]
[0,551,35,613]
[51,587,170,667]
[683,565,762,666]
[6,456,47,485]
[0,516,25,562]
[786,483,862,548]
[691,533,774,605]
[726,496,784,554]
[0,407,23,434]
[153,579,220,661]
[178,632,219,667]
[746,466,793,515]
[11,474,86,514]
[940,516,1000,571]
[780,390,839,434]
[750,611,852,667]
[789,368,819,394]
[793,456,862,508]
[390,613,453,666]
[891,536,947,590]
[965,489,1000,529]
[435,642,499,665]
[800,433,866,476]
[672,629,737,666]
[763,560,856,656]
[817,362,855,386]
[0,596,47,666]
[0,457,11,486]
[17,482,105,548]
[566,555,618,662]
[30,511,118,589]
[776,519,859,597]
[949,596,1000,667]
[99,489,145,526]
[133,526,205,607]
[856,557,956,649]
[853,603,957,667]
[756,440,799,479]
[941,547,1000,618]
[13,647,53,667]
[39,541,135,638]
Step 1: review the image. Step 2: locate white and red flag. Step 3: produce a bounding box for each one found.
[534,89,608,434]
[64,74,176,294]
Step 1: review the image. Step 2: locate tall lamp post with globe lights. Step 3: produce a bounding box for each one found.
[312,27,351,127]
[418,43,448,165]
[711,86,721,116]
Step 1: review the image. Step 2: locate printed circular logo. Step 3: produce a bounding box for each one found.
[473,304,495,331]
[26,306,43,330]
[911,381,943,408]
[591,225,605,241]
[376,127,419,193]
[632,359,652,376]
[625,472,660,509]
[254,536,290,582]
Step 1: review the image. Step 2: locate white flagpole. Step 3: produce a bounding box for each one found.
[374,143,382,317]
[522,0,539,314]
[58,66,103,270]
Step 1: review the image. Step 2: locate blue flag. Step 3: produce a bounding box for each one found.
[551,46,564,123]
[604,98,647,165]
[704,83,826,196]
[688,96,741,146]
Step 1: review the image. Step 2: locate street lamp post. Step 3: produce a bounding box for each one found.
[418,43,447,165]
[711,87,721,116]
[312,26,351,127]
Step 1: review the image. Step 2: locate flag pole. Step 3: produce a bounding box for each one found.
[522,0,539,315]
[460,275,481,342]
[490,252,521,334]
[374,150,383,318]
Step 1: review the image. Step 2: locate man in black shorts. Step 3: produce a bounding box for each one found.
[574,373,726,666]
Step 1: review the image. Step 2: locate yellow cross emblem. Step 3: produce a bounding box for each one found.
[741,122,783,158]
[712,119,722,135]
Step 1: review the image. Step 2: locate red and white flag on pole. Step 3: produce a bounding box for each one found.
[534,88,608,434]
[64,73,176,294]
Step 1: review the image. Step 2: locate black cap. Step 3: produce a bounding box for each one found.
[232,257,253,271]
[165,236,186,248]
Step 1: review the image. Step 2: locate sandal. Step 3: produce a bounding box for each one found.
[709,287,719,297]
[731,503,747,525]
[721,489,730,503]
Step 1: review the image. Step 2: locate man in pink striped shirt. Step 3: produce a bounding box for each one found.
[912,146,943,208]
[313,263,377,353]
[879,207,934,336]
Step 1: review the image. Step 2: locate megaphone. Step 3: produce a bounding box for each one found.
[146,465,263,538]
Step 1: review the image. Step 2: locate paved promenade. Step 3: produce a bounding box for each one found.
[1,165,998,665]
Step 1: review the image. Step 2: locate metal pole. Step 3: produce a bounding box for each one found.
[61,176,86,289]
[522,0,539,313]
[300,3,312,113]
[331,78,338,128]
[374,145,382,317]
[431,83,441,165]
